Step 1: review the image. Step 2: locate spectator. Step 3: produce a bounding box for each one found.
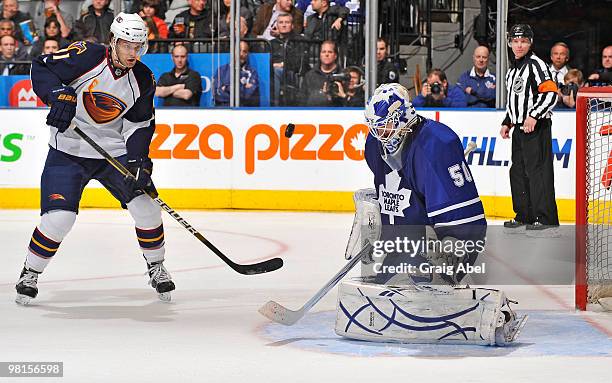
[0,35,29,75]
[303,0,349,43]
[1,0,31,44]
[42,37,60,54]
[376,38,398,85]
[32,0,74,40]
[138,0,168,53]
[588,45,612,86]
[413,68,468,108]
[131,0,168,20]
[557,69,583,109]
[336,65,365,106]
[271,13,307,105]
[297,0,351,11]
[29,19,70,58]
[73,0,114,43]
[169,0,212,41]
[0,19,27,59]
[252,0,303,40]
[456,45,496,108]
[548,42,570,85]
[213,41,260,106]
[301,40,343,106]
[155,44,203,107]
[217,0,253,39]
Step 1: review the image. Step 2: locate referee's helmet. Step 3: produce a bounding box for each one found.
[507,24,534,47]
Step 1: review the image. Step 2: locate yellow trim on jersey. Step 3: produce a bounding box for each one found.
[0,188,576,221]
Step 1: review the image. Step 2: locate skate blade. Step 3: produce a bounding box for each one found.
[158,292,172,302]
[15,294,33,306]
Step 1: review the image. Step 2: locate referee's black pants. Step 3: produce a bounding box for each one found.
[509,118,559,226]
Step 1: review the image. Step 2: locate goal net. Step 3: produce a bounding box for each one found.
[576,87,612,310]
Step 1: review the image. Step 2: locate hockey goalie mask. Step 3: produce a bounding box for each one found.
[365,83,418,153]
[110,12,148,64]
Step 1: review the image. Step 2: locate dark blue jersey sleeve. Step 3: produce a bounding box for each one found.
[412,121,486,239]
[124,61,156,159]
[31,41,106,104]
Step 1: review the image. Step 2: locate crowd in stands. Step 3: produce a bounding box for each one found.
[0,0,609,107]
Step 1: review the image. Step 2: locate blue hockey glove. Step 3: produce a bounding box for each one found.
[47,86,77,133]
[125,157,158,197]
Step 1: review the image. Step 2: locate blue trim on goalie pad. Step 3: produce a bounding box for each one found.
[259,311,612,357]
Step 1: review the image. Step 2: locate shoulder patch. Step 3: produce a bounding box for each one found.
[52,41,88,60]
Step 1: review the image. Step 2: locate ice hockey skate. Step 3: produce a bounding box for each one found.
[147,261,175,302]
[15,266,40,306]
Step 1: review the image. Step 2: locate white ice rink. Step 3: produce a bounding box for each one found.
[1,209,611,382]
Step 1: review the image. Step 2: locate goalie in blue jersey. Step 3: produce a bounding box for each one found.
[337,84,527,345]
[354,83,487,285]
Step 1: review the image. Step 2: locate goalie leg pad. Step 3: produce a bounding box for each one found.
[345,188,381,263]
[335,278,526,346]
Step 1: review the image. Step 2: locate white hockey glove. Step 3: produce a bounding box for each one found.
[345,188,381,264]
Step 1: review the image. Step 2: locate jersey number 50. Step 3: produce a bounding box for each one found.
[448,162,473,187]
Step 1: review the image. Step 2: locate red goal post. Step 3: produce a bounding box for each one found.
[575,86,612,310]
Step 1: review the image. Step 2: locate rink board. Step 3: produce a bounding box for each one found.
[0,108,576,219]
[260,310,612,357]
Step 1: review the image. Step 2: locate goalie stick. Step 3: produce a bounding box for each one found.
[259,141,480,324]
[259,243,373,325]
[73,126,283,275]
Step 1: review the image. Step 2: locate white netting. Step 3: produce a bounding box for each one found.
[585,93,612,304]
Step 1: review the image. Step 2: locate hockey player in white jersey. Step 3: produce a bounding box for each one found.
[335,83,526,345]
[15,13,175,304]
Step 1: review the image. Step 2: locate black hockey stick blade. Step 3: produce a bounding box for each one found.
[73,126,284,275]
[233,257,284,275]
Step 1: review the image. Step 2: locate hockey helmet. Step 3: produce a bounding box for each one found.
[110,12,148,56]
[365,83,418,153]
[507,24,534,47]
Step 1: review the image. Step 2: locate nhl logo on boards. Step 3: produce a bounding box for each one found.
[512,77,524,93]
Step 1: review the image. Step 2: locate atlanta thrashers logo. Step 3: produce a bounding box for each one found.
[83,79,127,124]
[48,194,66,201]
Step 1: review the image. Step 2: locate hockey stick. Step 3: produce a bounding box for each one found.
[464,140,477,156]
[72,126,283,275]
[258,243,373,325]
[259,141,479,324]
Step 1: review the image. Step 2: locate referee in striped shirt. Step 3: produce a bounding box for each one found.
[500,24,560,234]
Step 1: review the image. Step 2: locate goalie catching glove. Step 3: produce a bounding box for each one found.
[46,86,77,132]
[125,157,158,197]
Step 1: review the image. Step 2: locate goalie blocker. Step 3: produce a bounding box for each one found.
[335,278,527,346]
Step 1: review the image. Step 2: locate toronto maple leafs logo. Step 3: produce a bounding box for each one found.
[378,170,411,224]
